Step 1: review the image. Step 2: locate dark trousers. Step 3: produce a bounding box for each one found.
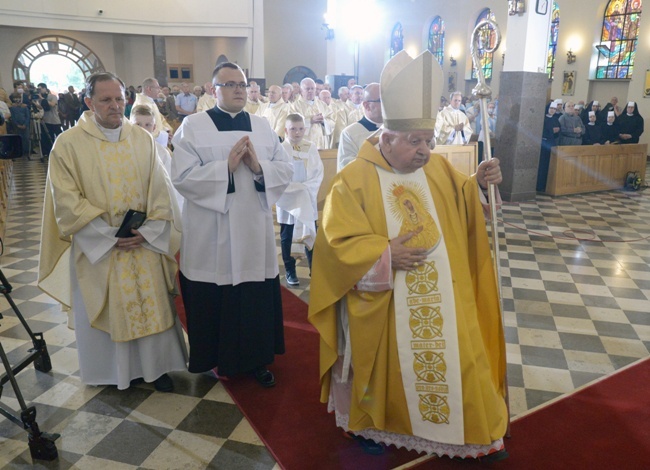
[280,223,313,272]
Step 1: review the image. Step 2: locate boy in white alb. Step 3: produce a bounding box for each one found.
[276,113,324,286]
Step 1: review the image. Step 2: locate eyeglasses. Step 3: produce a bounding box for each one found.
[215,82,249,90]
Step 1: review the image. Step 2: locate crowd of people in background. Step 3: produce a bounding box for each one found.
[537,96,645,191]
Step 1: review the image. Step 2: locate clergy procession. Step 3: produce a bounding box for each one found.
[21,20,638,462]
[31,47,513,463]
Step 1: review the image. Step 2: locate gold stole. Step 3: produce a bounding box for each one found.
[376,165,465,445]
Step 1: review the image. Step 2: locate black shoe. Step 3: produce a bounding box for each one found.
[479,449,509,463]
[129,377,145,387]
[285,271,299,287]
[351,434,385,455]
[253,367,276,388]
[153,373,174,392]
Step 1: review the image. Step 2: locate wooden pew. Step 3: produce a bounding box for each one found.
[317,143,478,217]
[546,143,647,196]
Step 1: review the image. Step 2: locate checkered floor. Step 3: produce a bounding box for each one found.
[1,159,649,469]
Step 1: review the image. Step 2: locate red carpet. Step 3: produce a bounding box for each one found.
[409,357,650,470]
[175,287,422,470]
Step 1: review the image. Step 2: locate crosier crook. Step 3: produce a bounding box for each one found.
[470,18,512,437]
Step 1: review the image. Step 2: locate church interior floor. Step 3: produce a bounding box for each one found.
[1,158,649,469]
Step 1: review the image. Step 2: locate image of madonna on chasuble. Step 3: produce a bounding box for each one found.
[308,50,508,459]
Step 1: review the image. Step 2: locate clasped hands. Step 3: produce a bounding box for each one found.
[228,136,262,175]
[116,230,145,251]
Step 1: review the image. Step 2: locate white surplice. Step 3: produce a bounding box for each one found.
[171,112,293,285]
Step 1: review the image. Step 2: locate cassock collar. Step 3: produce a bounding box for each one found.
[207,106,252,131]
[358,116,380,132]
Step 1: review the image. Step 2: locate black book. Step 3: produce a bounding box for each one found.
[115,209,146,238]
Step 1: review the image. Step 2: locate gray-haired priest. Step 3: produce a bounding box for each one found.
[38,72,187,393]
[308,51,509,461]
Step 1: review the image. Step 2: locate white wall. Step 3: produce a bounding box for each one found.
[2,0,650,150]
[263,0,328,86]
[0,0,253,36]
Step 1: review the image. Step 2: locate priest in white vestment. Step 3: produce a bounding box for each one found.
[133,77,172,147]
[434,91,473,145]
[289,78,335,149]
[196,82,217,113]
[258,85,290,139]
[337,82,382,171]
[38,72,187,393]
[171,62,293,388]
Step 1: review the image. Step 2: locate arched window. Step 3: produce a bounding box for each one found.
[390,22,404,58]
[13,35,104,83]
[471,9,496,80]
[546,2,560,80]
[596,0,643,79]
[428,16,445,65]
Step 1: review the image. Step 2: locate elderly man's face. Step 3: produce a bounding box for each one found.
[281,87,292,102]
[565,103,576,115]
[339,89,349,101]
[248,85,260,102]
[268,86,281,103]
[319,91,331,105]
[301,80,316,101]
[144,80,161,99]
[381,129,434,173]
[350,87,363,105]
[85,79,125,129]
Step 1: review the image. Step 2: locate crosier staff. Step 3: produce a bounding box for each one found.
[470,18,511,437]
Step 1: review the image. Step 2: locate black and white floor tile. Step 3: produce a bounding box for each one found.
[0,159,649,468]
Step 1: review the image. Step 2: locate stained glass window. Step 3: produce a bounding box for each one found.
[596,0,642,79]
[428,16,445,65]
[390,22,404,58]
[471,9,496,80]
[546,2,560,80]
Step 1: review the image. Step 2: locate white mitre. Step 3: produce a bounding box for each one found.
[380,50,444,131]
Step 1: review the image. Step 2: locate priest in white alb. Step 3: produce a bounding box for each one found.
[434,91,473,145]
[38,72,187,393]
[289,77,335,149]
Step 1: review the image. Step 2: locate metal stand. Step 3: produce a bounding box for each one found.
[28,117,47,163]
[0,269,59,461]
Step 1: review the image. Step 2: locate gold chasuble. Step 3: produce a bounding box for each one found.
[308,140,507,448]
[39,112,181,342]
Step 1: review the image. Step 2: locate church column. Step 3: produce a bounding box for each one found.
[152,36,168,87]
[495,6,552,202]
